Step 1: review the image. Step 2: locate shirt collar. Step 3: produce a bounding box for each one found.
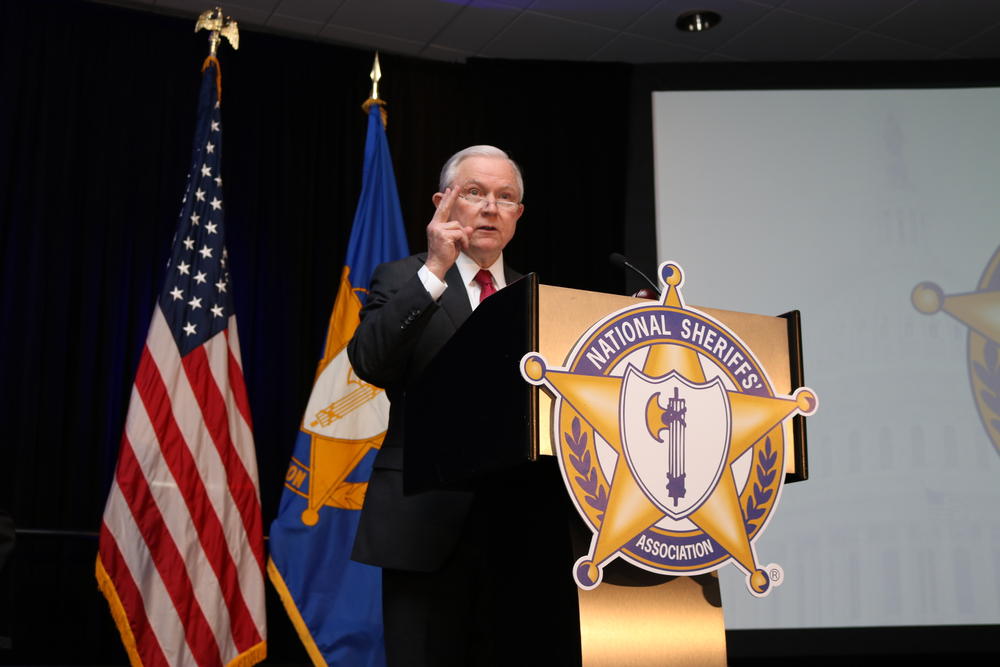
[456,252,506,290]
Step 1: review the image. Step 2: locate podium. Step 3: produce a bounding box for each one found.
[405,273,808,666]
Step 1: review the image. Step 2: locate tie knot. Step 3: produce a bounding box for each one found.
[474,269,497,303]
[474,269,493,288]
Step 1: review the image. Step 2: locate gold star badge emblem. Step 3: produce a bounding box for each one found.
[522,263,817,596]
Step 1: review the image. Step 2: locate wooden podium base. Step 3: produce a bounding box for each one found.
[577,573,726,666]
[567,522,726,666]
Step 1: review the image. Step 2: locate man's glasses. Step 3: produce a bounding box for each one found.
[458,192,520,211]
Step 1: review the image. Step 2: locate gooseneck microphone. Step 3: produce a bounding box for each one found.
[609,252,660,296]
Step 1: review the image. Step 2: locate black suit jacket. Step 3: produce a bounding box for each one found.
[347,253,521,572]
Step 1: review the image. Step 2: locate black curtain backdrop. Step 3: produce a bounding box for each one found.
[3,0,999,664]
[0,0,632,662]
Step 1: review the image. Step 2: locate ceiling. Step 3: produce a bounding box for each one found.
[98,0,1000,64]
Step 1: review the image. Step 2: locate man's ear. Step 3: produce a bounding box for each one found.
[432,192,443,207]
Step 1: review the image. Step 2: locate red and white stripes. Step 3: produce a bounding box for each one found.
[98,306,265,667]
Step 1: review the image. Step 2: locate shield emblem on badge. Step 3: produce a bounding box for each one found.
[620,367,731,520]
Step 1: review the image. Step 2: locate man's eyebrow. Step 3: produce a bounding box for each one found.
[460,179,515,191]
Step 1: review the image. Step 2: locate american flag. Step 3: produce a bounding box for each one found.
[96,59,266,667]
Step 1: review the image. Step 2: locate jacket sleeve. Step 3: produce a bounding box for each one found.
[347,258,441,390]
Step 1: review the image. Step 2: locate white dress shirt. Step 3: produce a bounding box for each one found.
[417,252,506,310]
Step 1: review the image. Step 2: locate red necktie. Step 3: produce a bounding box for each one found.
[474,269,497,303]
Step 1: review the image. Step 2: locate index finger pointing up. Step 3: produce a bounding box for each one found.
[432,186,459,224]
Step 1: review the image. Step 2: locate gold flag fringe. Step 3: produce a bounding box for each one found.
[267,558,330,667]
[96,556,144,667]
[227,641,267,667]
[98,555,268,666]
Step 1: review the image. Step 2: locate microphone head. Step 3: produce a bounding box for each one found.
[608,252,627,269]
[632,288,658,300]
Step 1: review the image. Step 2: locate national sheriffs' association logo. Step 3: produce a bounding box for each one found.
[912,241,1000,457]
[520,262,818,597]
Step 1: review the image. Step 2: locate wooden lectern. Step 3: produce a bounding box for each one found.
[405,273,808,666]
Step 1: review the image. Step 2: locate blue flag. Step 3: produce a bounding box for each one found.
[268,101,408,666]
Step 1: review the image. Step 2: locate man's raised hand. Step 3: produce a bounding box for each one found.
[425,187,472,280]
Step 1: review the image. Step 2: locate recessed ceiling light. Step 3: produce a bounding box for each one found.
[676,10,722,32]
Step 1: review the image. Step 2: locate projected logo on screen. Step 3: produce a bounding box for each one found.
[520,262,817,597]
[912,242,1000,458]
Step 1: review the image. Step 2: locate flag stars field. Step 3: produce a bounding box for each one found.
[154,71,233,355]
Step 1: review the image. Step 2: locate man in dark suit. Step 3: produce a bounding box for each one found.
[347,146,526,665]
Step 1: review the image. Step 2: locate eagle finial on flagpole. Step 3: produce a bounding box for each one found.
[195,6,240,57]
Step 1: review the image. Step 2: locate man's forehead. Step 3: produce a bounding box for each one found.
[454,156,518,188]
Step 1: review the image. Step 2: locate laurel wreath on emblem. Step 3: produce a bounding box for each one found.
[566,416,780,533]
[973,339,1000,432]
[743,436,778,534]
[565,416,608,522]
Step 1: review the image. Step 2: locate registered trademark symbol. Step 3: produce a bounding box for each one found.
[760,563,785,591]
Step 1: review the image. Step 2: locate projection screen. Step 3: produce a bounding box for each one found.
[652,88,1000,629]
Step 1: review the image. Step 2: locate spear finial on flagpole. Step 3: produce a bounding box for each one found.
[369,52,382,102]
[362,52,388,127]
[195,6,240,58]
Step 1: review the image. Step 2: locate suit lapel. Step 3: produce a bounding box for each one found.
[436,259,521,330]
[438,264,472,330]
[503,263,522,284]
